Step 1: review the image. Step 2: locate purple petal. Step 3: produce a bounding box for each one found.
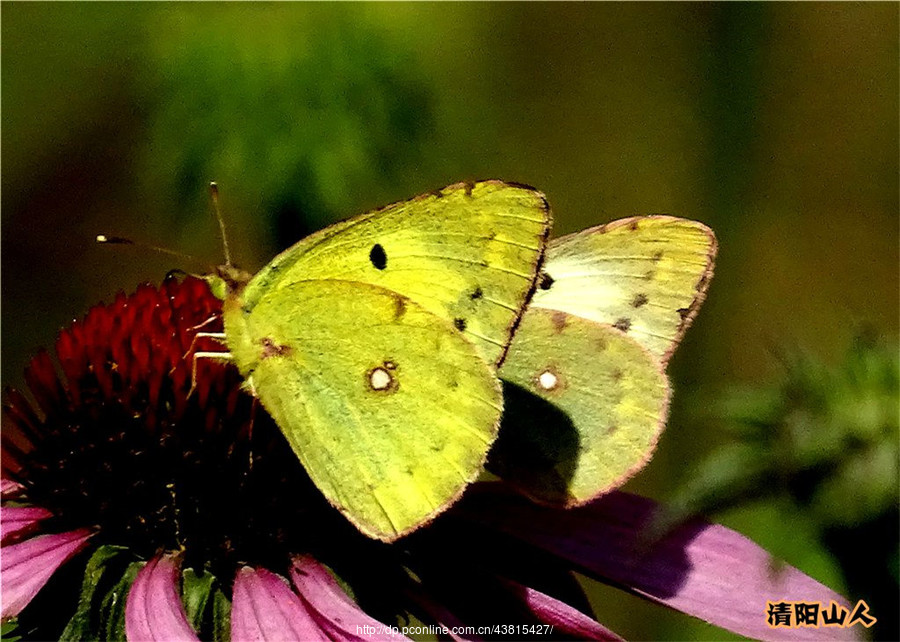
[1,528,92,617]
[231,566,330,641]
[290,555,410,641]
[1,479,23,499]
[1,505,53,543]
[499,578,624,641]
[459,485,857,641]
[125,554,199,641]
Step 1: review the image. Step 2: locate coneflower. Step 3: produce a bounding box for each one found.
[2,276,852,640]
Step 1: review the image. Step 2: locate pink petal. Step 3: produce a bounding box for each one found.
[1,479,23,499]
[1,505,53,543]
[459,485,857,642]
[1,528,92,617]
[290,555,410,641]
[125,554,199,641]
[499,578,624,641]
[231,566,330,641]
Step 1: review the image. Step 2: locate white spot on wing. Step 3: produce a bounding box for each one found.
[369,367,393,391]
[538,370,559,391]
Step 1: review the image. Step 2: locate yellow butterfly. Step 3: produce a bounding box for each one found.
[205,181,550,541]
[493,216,717,505]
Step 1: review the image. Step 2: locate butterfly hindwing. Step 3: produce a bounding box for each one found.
[224,280,502,541]
[534,216,716,364]
[239,181,551,366]
[494,307,669,506]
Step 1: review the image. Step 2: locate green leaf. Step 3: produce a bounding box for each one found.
[179,566,231,641]
[1,619,22,642]
[99,561,143,642]
[181,567,216,631]
[211,586,231,642]
[60,545,130,642]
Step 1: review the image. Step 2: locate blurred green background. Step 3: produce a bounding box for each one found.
[3,4,897,640]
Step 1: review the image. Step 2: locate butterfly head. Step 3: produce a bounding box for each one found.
[205,264,253,301]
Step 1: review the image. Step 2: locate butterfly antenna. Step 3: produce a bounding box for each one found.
[95,235,201,265]
[209,182,233,268]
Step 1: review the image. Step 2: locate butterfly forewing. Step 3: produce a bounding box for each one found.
[239,181,551,366]
[533,216,716,364]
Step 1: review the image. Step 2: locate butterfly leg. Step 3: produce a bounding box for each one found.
[188,314,222,332]
[181,331,228,362]
[188,349,234,399]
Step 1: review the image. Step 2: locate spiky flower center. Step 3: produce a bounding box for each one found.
[3,277,370,580]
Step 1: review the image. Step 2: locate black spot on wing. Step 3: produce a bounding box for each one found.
[369,244,387,270]
[652,250,664,262]
[632,293,649,308]
[613,318,632,333]
[539,273,555,290]
[454,318,467,332]
[470,286,484,300]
